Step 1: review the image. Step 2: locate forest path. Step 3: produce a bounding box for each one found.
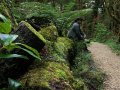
[88,42,120,90]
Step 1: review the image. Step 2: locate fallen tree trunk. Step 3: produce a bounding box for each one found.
[18,31,86,90]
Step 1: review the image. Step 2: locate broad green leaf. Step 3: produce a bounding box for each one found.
[0,14,7,22]
[3,44,19,51]
[0,54,28,60]
[19,47,41,60]
[8,78,21,88]
[16,43,40,57]
[0,14,11,34]
[0,34,18,46]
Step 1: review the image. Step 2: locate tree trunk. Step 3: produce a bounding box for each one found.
[91,0,100,32]
[76,0,82,10]
[51,0,56,7]
[103,0,120,42]
[3,0,18,30]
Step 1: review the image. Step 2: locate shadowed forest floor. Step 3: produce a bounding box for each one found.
[88,42,120,90]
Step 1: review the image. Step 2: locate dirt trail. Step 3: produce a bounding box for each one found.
[88,42,120,90]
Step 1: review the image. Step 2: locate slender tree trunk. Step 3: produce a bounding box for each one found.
[76,0,82,10]
[60,3,63,11]
[3,0,18,30]
[51,0,56,7]
[103,0,120,42]
[91,0,100,32]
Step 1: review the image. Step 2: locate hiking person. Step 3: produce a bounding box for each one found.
[67,18,85,40]
[67,18,88,51]
[67,18,89,67]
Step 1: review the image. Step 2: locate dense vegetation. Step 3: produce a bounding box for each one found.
[0,0,119,90]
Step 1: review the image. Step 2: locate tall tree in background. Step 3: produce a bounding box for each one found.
[51,0,56,7]
[75,0,87,10]
[2,0,18,29]
[103,0,120,42]
[56,0,71,11]
[76,0,81,10]
[93,0,101,22]
[91,0,100,33]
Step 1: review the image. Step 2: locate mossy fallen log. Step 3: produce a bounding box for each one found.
[19,61,73,90]
[19,61,87,90]
[52,37,74,61]
[18,37,88,90]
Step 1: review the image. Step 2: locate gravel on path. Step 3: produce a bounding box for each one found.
[88,42,120,90]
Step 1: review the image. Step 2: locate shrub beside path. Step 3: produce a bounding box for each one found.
[88,42,120,90]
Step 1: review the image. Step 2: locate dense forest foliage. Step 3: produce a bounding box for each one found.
[0,0,120,90]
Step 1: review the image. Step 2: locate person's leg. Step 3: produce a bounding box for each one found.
[68,40,77,68]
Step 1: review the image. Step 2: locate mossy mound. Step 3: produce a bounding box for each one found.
[39,24,58,41]
[40,37,73,61]
[57,37,73,50]
[52,37,73,61]
[18,36,87,90]
[19,61,73,90]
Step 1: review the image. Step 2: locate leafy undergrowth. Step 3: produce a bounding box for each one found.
[93,22,120,55]
[93,23,112,43]
[19,61,73,90]
[105,39,120,55]
[72,42,105,90]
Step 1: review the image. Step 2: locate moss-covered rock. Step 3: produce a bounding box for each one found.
[18,36,88,90]
[39,24,58,41]
[57,37,73,51]
[19,61,74,90]
[22,21,46,43]
[52,37,73,61]
[11,21,46,51]
[40,37,73,61]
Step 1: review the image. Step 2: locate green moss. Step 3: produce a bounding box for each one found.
[43,37,73,61]
[19,61,74,89]
[71,78,88,90]
[52,53,65,61]
[54,37,73,61]
[22,21,46,43]
[39,24,58,41]
[53,42,66,60]
[18,37,90,90]
[57,37,73,50]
